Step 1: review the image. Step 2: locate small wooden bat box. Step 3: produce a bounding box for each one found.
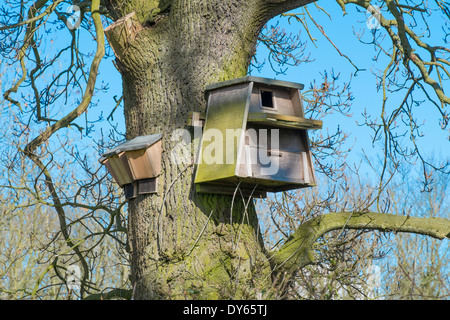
[100,134,162,199]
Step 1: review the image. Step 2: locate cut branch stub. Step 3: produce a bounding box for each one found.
[104,12,143,63]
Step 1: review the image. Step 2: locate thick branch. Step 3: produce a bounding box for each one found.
[271,212,450,272]
[263,0,317,19]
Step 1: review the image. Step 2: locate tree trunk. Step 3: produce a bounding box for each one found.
[104,0,287,299]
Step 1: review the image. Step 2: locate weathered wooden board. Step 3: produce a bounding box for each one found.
[194,82,253,184]
[99,157,123,187]
[186,111,206,127]
[105,152,134,186]
[249,86,302,117]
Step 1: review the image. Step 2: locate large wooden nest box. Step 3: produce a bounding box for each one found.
[194,76,322,197]
[99,134,162,199]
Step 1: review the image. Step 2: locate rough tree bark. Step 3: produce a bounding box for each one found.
[101,0,450,299]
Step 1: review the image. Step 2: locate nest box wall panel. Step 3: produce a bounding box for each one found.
[194,76,322,197]
[100,134,162,199]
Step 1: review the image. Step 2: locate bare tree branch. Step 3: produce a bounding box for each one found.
[23,0,105,155]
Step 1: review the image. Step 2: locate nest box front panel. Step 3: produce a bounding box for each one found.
[126,140,162,180]
[100,134,162,199]
[194,82,253,184]
[239,125,316,186]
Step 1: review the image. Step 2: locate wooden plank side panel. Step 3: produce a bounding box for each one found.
[194,82,253,184]
[249,86,261,114]
[273,87,295,116]
[108,152,134,186]
[245,124,306,153]
[101,158,123,187]
[289,88,304,117]
[237,144,252,178]
[303,129,317,186]
[249,85,296,116]
[249,147,306,184]
[307,150,317,186]
[186,111,206,127]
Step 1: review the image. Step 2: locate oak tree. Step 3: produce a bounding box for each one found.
[1,0,449,299]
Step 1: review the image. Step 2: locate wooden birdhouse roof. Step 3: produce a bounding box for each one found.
[100,133,162,160]
[205,76,305,92]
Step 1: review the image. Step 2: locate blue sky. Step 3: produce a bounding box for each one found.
[252,2,449,175]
